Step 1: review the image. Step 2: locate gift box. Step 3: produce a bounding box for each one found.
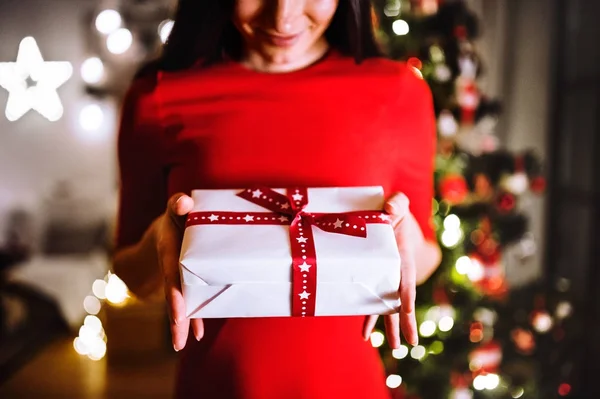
[179,186,401,318]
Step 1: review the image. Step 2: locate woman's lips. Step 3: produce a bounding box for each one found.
[258,30,304,47]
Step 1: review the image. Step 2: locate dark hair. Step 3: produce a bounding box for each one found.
[157,0,381,71]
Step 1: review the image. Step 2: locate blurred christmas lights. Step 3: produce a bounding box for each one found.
[392,19,409,35]
[95,9,122,34]
[81,57,104,84]
[370,331,385,347]
[106,28,132,55]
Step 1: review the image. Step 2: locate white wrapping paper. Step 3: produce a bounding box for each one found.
[179,186,401,318]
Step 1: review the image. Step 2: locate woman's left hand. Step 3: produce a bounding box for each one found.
[363,192,419,349]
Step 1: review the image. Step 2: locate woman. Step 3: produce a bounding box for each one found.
[113,0,441,398]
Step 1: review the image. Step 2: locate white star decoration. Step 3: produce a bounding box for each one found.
[298,290,311,300]
[333,218,344,229]
[251,189,263,198]
[298,262,311,272]
[378,214,391,221]
[280,203,290,210]
[278,215,289,223]
[0,37,72,122]
[296,236,308,243]
[208,214,219,222]
[292,193,304,202]
[243,215,254,222]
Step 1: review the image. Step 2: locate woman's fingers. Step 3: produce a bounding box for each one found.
[386,192,418,346]
[384,313,401,349]
[363,315,379,341]
[160,193,196,350]
[399,251,418,345]
[166,283,190,351]
[168,194,194,227]
[384,192,410,227]
[192,318,205,341]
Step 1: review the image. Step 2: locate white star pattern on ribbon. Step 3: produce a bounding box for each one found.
[298,290,311,299]
[243,215,254,222]
[251,189,263,198]
[0,37,72,122]
[298,262,311,272]
[292,193,304,202]
[280,203,290,210]
[208,214,219,222]
[296,236,308,243]
[278,215,289,223]
[378,214,391,221]
[333,218,344,229]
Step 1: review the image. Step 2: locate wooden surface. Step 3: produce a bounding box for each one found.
[0,336,178,399]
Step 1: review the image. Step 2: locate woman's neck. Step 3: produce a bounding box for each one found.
[240,39,330,73]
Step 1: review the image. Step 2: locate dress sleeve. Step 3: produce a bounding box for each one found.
[115,73,167,250]
[393,66,437,242]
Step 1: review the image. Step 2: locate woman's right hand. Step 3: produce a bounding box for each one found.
[156,193,204,351]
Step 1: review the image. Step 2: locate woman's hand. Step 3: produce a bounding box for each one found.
[363,193,420,349]
[156,193,204,351]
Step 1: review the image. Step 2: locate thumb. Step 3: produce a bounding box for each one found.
[384,192,410,223]
[166,193,194,231]
[168,193,194,217]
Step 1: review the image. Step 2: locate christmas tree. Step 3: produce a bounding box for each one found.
[371,1,579,398]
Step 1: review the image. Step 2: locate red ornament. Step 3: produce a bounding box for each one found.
[454,25,467,39]
[530,176,546,193]
[511,328,535,355]
[497,192,516,212]
[439,174,469,204]
[456,79,480,124]
[469,341,502,373]
[433,285,450,304]
[558,383,571,396]
[474,174,493,199]
[407,57,423,71]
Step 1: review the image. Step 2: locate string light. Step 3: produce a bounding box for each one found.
[370,331,385,348]
[386,374,403,388]
[511,387,525,398]
[105,273,129,305]
[106,28,133,55]
[410,345,426,360]
[441,214,463,248]
[79,104,104,131]
[383,0,401,17]
[392,19,410,35]
[455,256,471,275]
[438,316,454,332]
[95,9,122,34]
[419,320,437,337]
[74,272,131,360]
[392,345,409,359]
[80,57,104,84]
[158,19,174,44]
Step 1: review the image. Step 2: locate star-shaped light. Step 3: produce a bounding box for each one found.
[333,218,344,229]
[298,290,311,299]
[208,214,219,222]
[292,193,304,202]
[298,262,311,272]
[278,215,289,223]
[0,37,72,122]
[251,189,263,198]
[243,215,254,222]
[296,236,308,243]
[378,214,391,222]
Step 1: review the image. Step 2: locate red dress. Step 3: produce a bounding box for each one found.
[116,51,436,399]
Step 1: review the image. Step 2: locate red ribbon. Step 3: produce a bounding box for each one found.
[185,187,391,317]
